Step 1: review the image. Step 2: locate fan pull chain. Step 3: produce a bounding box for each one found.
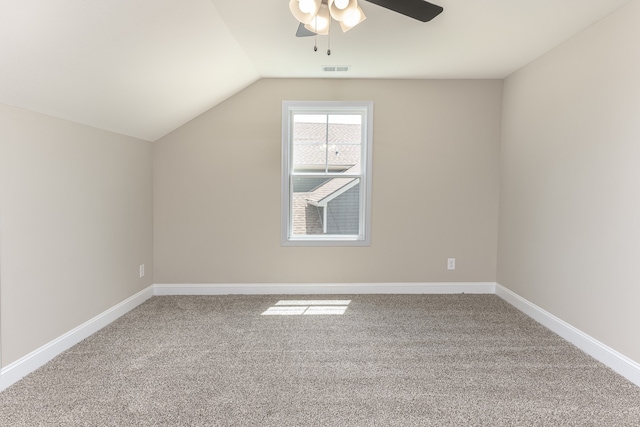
[313,15,318,52]
[327,21,331,55]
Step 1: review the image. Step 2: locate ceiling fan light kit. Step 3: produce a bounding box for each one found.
[290,0,443,53]
[291,0,366,34]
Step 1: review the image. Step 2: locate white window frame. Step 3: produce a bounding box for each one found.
[281,100,373,247]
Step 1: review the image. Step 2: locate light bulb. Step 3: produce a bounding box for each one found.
[299,0,315,14]
[309,14,329,32]
[334,0,349,9]
[305,3,330,35]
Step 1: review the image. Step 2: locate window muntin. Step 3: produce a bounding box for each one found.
[282,101,373,246]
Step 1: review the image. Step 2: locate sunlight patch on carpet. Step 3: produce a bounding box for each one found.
[262,300,351,315]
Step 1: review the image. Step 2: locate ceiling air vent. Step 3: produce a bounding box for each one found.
[322,65,350,72]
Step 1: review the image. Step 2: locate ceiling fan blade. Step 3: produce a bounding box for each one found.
[296,22,317,37]
[365,0,443,22]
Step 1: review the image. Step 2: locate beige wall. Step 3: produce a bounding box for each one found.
[498,1,640,363]
[154,79,502,284]
[0,104,153,366]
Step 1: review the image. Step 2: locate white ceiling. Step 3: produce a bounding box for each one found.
[0,0,631,141]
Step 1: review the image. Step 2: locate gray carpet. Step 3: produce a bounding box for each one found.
[1,294,639,426]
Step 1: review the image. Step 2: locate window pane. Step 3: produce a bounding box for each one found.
[292,177,326,235]
[292,114,326,172]
[326,181,360,235]
[292,176,361,236]
[328,114,361,171]
[292,114,361,173]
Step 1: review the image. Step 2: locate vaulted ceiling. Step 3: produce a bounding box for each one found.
[0,0,631,141]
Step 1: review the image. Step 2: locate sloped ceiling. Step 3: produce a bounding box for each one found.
[0,0,631,141]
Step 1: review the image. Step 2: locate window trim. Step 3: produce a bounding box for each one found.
[281,100,373,247]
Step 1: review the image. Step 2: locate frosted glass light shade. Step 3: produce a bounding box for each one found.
[339,5,366,32]
[290,0,321,24]
[328,0,358,22]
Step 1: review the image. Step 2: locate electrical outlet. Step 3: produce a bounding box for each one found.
[447,258,456,271]
[139,264,145,278]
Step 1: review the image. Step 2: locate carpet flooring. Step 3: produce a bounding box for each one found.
[0,294,639,426]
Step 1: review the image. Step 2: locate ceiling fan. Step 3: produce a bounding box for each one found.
[292,0,443,38]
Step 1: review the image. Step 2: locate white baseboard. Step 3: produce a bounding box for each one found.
[0,285,154,392]
[495,283,640,388]
[152,282,497,296]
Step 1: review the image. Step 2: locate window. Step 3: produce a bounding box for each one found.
[282,101,373,246]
